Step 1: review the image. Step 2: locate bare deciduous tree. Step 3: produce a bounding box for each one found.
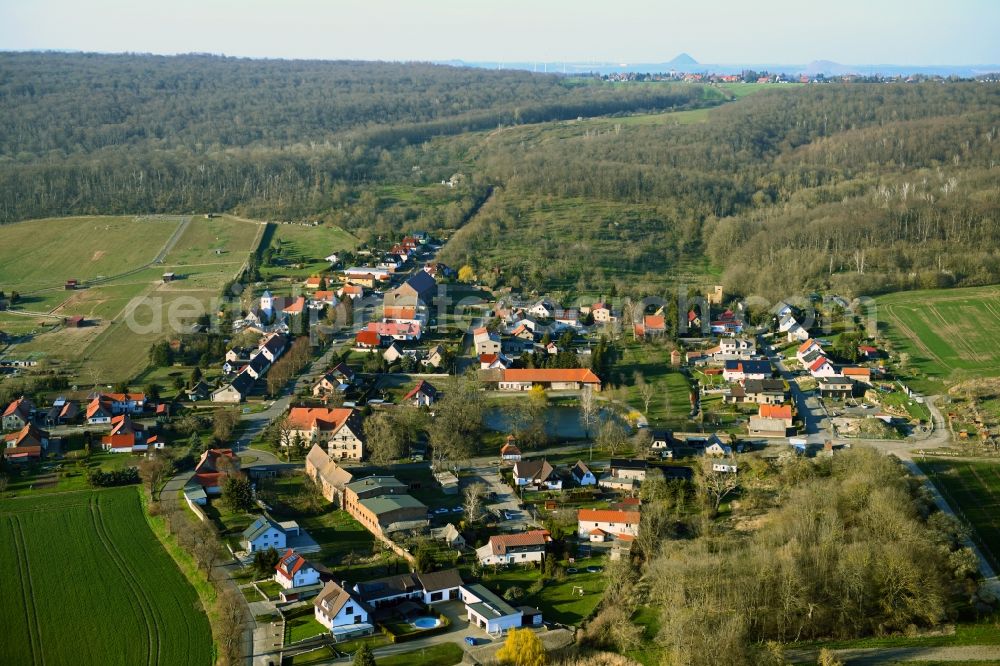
[697,457,740,515]
[137,455,170,499]
[463,481,488,525]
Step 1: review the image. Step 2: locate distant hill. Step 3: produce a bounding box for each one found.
[668,53,699,66]
[804,59,855,76]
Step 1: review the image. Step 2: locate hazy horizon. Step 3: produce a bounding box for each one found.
[1,0,998,66]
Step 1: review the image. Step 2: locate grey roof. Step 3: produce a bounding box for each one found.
[415,568,464,592]
[571,460,592,480]
[358,494,427,516]
[248,353,270,375]
[463,584,519,619]
[354,573,420,602]
[346,476,407,494]
[610,458,647,470]
[514,459,555,482]
[242,516,280,542]
[404,270,436,298]
[230,370,256,395]
[744,379,786,394]
[261,333,287,356]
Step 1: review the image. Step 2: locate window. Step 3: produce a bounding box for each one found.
[345,606,353,614]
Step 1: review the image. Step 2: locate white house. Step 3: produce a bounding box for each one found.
[712,462,738,473]
[719,338,756,356]
[476,530,550,566]
[274,549,322,590]
[460,584,525,635]
[704,441,733,457]
[808,357,839,378]
[608,459,647,481]
[577,509,641,540]
[795,339,823,363]
[571,460,596,486]
[403,380,439,407]
[314,581,372,639]
[512,459,562,491]
[591,302,613,323]
[473,327,502,355]
[527,299,556,319]
[241,516,299,554]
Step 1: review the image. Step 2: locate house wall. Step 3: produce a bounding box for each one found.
[612,468,646,481]
[467,608,522,634]
[246,527,286,553]
[577,520,639,539]
[315,598,368,630]
[211,387,244,403]
[422,586,459,604]
[327,425,364,460]
[479,548,545,566]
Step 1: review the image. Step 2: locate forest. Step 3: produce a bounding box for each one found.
[1,52,999,301]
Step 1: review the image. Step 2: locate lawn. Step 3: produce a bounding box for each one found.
[4,451,139,496]
[284,608,328,644]
[0,487,213,665]
[613,339,694,426]
[917,458,1000,572]
[481,556,608,626]
[376,642,463,666]
[257,474,385,574]
[878,285,1000,393]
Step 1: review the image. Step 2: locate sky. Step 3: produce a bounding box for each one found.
[1,0,998,65]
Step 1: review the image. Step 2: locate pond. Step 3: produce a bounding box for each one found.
[484,405,616,439]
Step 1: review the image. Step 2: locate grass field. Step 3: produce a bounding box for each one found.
[614,339,694,426]
[878,286,1000,393]
[0,214,265,381]
[0,215,182,292]
[918,458,1000,572]
[0,488,213,665]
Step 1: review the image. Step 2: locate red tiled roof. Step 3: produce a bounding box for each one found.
[759,404,792,420]
[283,297,306,314]
[403,380,437,401]
[500,368,601,385]
[843,367,870,376]
[577,509,641,525]
[384,306,417,320]
[797,339,817,354]
[488,530,551,555]
[276,549,308,577]
[355,330,381,346]
[809,358,830,372]
[288,407,354,433]
[643,315,665,330]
